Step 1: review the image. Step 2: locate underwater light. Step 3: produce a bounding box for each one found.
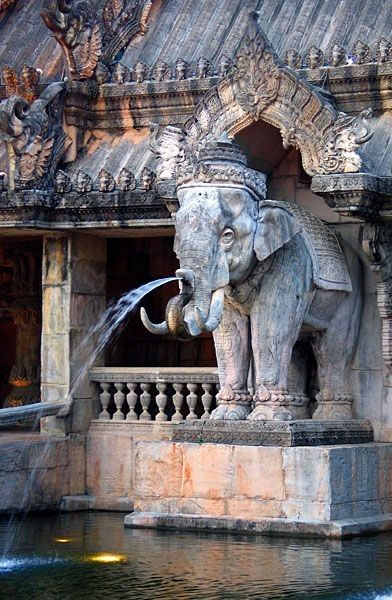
[88,553,126,563]
[54,538,72,543]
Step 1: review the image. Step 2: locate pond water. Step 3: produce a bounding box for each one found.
[1,512,392,600]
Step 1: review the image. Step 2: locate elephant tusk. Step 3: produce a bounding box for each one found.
[140,307,169,335]
[195,288,225,333]
[184,316,202,337]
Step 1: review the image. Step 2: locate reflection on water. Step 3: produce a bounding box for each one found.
[1,512,392,599]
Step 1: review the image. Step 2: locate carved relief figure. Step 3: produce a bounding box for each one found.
[305,46,324,69]
[142,139,363,422]
[0,82,68,190]
[175,58,189,80]
[117,167,136,191]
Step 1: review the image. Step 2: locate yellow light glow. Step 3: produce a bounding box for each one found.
[88,553,126,564]
[55,538,72,543]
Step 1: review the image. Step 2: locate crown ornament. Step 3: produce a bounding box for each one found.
[176,134,267,200]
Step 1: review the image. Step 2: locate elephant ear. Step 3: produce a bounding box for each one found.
[254,206,302,261]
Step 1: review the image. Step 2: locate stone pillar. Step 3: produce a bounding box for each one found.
[41,233,106,435]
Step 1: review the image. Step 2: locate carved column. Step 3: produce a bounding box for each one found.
[41,233,106,435]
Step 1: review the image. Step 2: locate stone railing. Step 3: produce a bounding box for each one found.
[0,401,65,427]
[89,367,220,422]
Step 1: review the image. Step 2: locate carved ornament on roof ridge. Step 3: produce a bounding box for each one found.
[0,83,71,190]
[41,0,156,81]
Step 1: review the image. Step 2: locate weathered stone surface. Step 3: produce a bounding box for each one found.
[130,440,392,536]
[172,420,374,446]
[0,434,85,513]
[232,446,284,499]
[124,511,392,539]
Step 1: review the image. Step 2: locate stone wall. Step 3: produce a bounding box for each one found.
[0,433,85,513]
[132,440,392,524]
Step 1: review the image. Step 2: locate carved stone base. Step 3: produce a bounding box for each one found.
[126,439,392,539]
[171,419,373,446]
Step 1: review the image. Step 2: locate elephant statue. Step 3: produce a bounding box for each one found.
[141,139,362,421]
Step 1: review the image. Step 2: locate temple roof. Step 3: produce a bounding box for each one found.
[1,0,392,82]
[0,0,391,212]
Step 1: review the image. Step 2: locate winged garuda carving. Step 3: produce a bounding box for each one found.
[0,83,71,190]
[41,0,156,81]
[41,0,102,80]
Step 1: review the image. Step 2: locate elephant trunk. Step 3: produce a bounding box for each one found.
[140,267,224,339]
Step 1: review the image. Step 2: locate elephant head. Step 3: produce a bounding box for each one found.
[141,140,301,339]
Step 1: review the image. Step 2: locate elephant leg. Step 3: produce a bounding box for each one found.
[248,250,312,421]
[210,299,251,421]
[311,289,362,421]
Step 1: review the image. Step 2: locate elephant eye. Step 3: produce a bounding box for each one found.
[221,228,235,248]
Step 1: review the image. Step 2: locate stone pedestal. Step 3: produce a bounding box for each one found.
[125,437,392,538]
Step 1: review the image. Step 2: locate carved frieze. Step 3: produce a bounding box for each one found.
[173,12,374,176]
[377,38,392,63]
[330,43,347,67]
[54,169,72,193]
[285,49,302,69]
[41,0,102,80]
[117,167,136,191]
[352,40,372,65]
[73,170,93,192]
[304,46,324,69]
[97,168,115,192]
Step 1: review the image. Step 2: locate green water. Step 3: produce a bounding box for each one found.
[1,512,392,600]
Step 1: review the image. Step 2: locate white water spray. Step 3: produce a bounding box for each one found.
[59,276,178,417]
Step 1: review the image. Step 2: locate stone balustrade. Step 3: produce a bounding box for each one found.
[89,368,220,422]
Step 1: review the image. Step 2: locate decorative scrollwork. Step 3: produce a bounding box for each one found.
[229,11,281,120]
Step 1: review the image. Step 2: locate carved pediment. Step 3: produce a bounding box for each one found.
[181,12,373,177]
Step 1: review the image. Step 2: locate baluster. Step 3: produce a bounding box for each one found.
[98,382,111,420]
[201,383,213,419]
[155,382,168,421]
[112,382,125,420]
[172,383,185,422]
[186,383,198,420]
[139,383,151,421]
[126,382,138,420]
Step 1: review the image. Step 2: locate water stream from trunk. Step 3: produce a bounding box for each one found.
[63,276,177,416]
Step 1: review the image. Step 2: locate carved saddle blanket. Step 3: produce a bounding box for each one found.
[261,200,352,292]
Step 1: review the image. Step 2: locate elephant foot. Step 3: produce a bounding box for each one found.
[313,392,354,421]
[210,402,251,421]
[210,404,229,420]
[248,405,293,421]
[226,403,252,420]
[249,387,310,421]
[212,385,252,420]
